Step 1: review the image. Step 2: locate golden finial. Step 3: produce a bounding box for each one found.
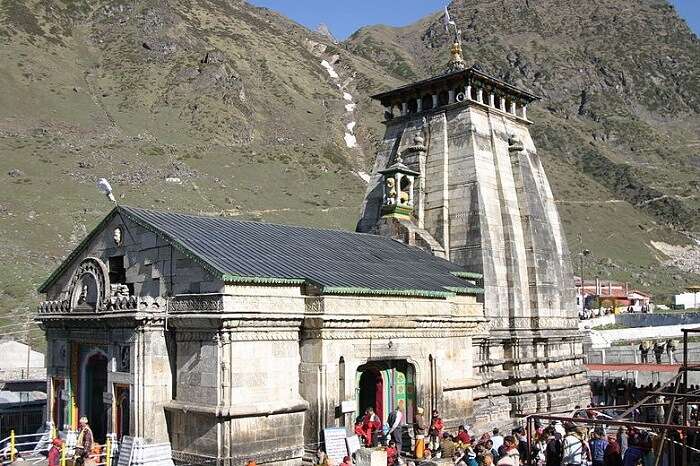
[446,37,466,73]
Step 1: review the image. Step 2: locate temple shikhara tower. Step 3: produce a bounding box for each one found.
[357,33,589,425]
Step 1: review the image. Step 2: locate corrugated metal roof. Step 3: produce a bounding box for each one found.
[119,206,478,297]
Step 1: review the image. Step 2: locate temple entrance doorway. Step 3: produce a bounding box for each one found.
[82,351,108,443]
[356,360,416,425]
[358,367,383,420]
[114,385,131,439]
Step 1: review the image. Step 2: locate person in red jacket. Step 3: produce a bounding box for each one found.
[457,425,472,446]
[386,440,398,466]
[429,410,444,449]
[48,438,63,466]
[354,416,369,447]
[361,407,381,447]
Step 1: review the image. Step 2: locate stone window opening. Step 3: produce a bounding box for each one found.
[493,95,501,110]
[399,176,413,207]
[438,90,449,107]
[421,94,433,111]
[109,256,134,296]
[407,99,418,114]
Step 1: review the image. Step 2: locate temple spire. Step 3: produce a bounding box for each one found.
[443,6,466,73]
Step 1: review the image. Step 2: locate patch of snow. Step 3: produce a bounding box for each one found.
[343,92,353,102]
[344,132,357,148]
[345,103,356,112]
[320,60,339,79]
[353,171,371,183]
[346,121,356,132]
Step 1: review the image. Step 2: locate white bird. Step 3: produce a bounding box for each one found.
[96,178,117,205]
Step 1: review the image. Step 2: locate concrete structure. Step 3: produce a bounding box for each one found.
[36,206,485,465]
[0,340,46,381]
[674,288,700,309]
[574,277,652,313]
[357,37,588,428]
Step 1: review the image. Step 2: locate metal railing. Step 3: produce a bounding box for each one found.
[1,427,116,466]
[1,426,53,464]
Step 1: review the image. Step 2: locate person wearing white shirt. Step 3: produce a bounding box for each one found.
[562,427,585,466]
[387,405,405,456]
[491,428,504,453]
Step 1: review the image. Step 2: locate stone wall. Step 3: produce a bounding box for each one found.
[165,301,307,465]
[299,293,485,449]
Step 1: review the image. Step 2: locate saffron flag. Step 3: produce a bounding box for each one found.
[443,6,456,33]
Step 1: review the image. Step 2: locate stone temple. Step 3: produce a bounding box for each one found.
[357,40,589,424]
[35,38,587,466]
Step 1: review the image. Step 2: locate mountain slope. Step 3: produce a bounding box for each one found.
[0,0,400,342]
[1,0,699,345]
[346,0,700,294]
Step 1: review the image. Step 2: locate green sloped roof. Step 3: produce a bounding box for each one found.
[39,206,483,298]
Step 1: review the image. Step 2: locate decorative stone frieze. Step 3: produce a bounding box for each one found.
[168,294,225,312]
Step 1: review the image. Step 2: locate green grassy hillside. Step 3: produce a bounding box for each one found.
[1,0,698,346]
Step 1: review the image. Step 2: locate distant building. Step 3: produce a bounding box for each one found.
[674,286,700,309]
[0,340,47,438]
[574,277,651,312]
[0,340,45,380]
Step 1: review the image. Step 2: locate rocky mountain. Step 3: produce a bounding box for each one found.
[0,0,698,344]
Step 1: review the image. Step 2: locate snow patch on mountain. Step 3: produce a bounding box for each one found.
[321,60,339,79]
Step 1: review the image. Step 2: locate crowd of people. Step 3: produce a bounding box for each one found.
[589,378,700,411]
[578,305,652,321]
[312,403,699,466]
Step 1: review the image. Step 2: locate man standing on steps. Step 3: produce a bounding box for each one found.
[387,402,405,457]
[74,417,93,466]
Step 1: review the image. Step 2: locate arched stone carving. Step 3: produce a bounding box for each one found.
[69,257,110,312]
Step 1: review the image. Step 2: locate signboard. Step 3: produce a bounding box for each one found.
[346,435,361,457]
[117,436,136,466]
[340,400,356,414]
[60,389,68,401]
[323,427,349,465]
[103,392,114,404]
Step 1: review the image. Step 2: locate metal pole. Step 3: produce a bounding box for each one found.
[654,378,681,466]
[10,430,15,462]
[25,318,31,379]
[105,437,112,466]
[683,329,689,466]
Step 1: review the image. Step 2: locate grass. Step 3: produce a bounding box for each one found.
[0,0,698,352]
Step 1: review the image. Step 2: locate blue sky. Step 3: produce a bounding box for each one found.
[248,0,700,40]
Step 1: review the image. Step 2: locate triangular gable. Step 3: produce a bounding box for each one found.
[38,206,231,294]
